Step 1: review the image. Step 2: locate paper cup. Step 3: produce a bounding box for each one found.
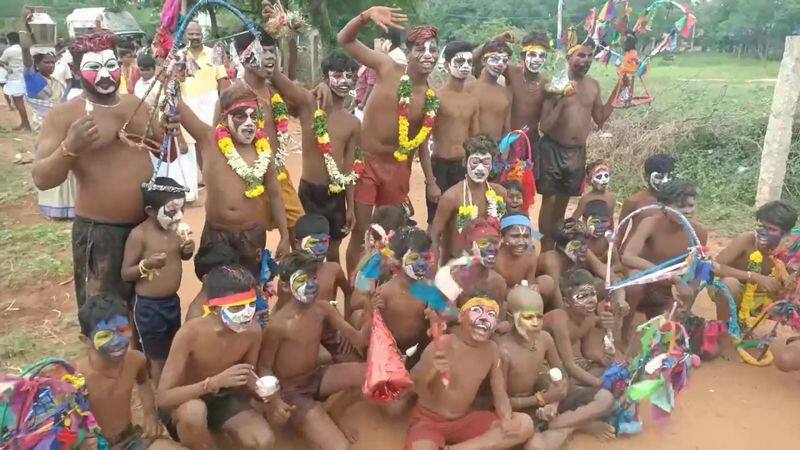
[256,375,280,398]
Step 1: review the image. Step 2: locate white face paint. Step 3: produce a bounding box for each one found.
[649,171,672,191]
[412,39,438,72]
[524,49,546,74]
[227,107,258,144]
[80,49,121,95]
[466,153,492,183]
[156,198,185,231]
[590,168,610,190]
[327,70,355,97]
[220,303,256,333]
[484,53,509,78]
[448,51,473,79]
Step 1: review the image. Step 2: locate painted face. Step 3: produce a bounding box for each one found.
[156,198,185,231]
[448,51,473,79]
[649,171,672,191]
[755,222,785,253]
[464,303,498,341]
[586,215,611,238]
[567,284,598,314]
[80,49,121,95]
[220,301,256,333]
[401,248,434,280]
[474,237,500,267]
[590,168,611,191]
[227,107,258,144]
[327,70,355,97]
[484,52,509,78]
[466,153,492,183]
[91,315,131,361]
[569,46,593,76]
[671,196,697,219]
[410,39,439,73]
[513,307,544,337]
[503,225,532,256]
[507,189,523,210]
[524,49,546,73]
[301,233,330,261]
[290,270,320,304]
[563,239,588,264]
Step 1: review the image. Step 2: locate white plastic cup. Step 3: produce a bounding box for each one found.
[549,368,563,382]
[256,375,280,398]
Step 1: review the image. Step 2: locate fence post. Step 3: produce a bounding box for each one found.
[755,35,800,207]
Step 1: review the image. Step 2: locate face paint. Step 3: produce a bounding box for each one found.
[569,47,593,76]
[513,308,544,338]
[464,301,498,341]
[466,153,492,183]
[402,249,434,280]
[220,301,256,333]
[327,70,355,97]
[503,225,532,256]
[672,196,697,219]
[649,171,672,191]
[227,107,258,144]
[290,270,320,304]
[590,167,611,191]
[524,50,546,74]
[474,237,500,267]
[586,215,611,238]
[301,234,330,261]
[562,239,588,263]
[484,53,509,78]
[755,222,785,252]
[568,284,598,314]
[80,49,121,95]
[91,316,131,360]
[411,39,438,73]
[156,198,185,231]
[448,51,473,79]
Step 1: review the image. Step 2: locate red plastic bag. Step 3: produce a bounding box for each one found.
[362,311,413,402]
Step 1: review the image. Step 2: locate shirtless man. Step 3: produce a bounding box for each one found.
[466,40,512,140]
[618,153,675,242]
[32,30,161,309]
[495,213,556,298]
[538,41,620,250]
[427,40,479,224]
[429,135,507,262]
[179,84,290,277]
[498,284,615,449]
[158,265,274,450]
[258,251,367,450]
[267,46,360,265]
[76,293,183,449]
[338,6,441,269]
[571,161,615,220]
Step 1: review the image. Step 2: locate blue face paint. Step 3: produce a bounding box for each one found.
[301,233,330,261]
[91,315,131,360]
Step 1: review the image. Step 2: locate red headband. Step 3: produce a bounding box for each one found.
[223,99,259,118]
[406,26,439,46]
[465,218,501,241]
[69,30,118,55]
[206,289,257,308]
[589,164,610,178]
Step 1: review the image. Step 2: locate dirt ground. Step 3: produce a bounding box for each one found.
[1,105,799,449]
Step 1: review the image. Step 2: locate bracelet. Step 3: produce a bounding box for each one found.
[59,141,78,158]
[138,260,159,280]
[534,391,546,407]
[202,377,218,394]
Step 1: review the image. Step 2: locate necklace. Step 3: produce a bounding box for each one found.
[215,120,273,198]
[457,181,506,232]
[83,95,120,109]
[312,108,364,193]
[395,74,439,162]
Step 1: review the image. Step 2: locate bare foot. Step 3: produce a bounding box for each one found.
[526,428,574,450]
[577,421,615,441]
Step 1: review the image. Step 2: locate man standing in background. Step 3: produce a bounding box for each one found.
[0,32,31,131]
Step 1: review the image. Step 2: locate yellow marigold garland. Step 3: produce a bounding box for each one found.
[394,75,439,162]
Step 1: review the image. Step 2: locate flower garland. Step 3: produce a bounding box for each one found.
[216,121,272,198]
[739,250,779,328]
[312,109,364,193]
[395,75,439,162]
[270,93,290,181]
[456,182,507,232]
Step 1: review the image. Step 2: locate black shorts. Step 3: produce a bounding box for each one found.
[298,179,347,240]
[160,388,252,439]
[133,293,181,360]
[534,134,586,197]
[72,216,137,309]
[426,157,465,224]
[199,222,266,277]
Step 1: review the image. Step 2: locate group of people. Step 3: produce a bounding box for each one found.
[14,3,800,450]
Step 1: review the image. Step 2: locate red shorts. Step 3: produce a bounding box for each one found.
[354,154,412,206]
[405,405,498,449]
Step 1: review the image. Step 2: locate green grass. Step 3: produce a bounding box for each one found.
[0,315,83,372]
[0,141,37,205]
[0,220,73,289]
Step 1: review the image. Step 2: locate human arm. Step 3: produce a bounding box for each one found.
[323,301,367,352]
[134,352,161,437]
[714,235,780,292]
[20,31,33,70]
[337,7,406,73]
[490,345,513,421]
[419,139,440,203]
[469,101,480,137]
[31,109,83,190]
[428,191,455,264]
[343,126,360,236]
[548,311,602,387]
[620,218,656,271]
[264,166,291,257]
[121,228,147,282]
[215,64,228,94]
[271,69,314,114]
[538,254,564,309]
[177,99,213,144]
[571,196,587,219]
[538,95,567,136]
[335,264,354,321]
[591,78,620,128]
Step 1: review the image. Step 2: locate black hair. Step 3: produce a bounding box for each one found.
[503,179,523,193]
[78,293,129,337]
[233,27,276,54]
[623,32,638,52]
[657,179,697,206]
[389,226,431,256]
[219,83,257,113]
[278,251,319,282]
[384,29,403,50]
[756,201,798,233]
[554,218,588,247]
[194,242,240,280]
[583,200,611,219]
[137,54,156,69]
[321,50,358,77]
[372,205,408,232]
[483,40,513,58]
[117,44,134,56]
[443,40,474,63]
[464,134,497,158]
[142,177,185,210]
[33,53,54,66]
[205,264,256,299]
[585,160,608,176]
[644,153,675,178]
[296,214,330,240]
[521,30,549,49]
[6,32,19,45]
[560,268,596,297]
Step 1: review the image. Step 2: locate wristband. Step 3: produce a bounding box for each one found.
[202,377,219,394]
[138,260,159,280]
[535,391,546,407]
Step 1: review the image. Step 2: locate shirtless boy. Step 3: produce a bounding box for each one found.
[158,265,273,449]
[571,161,615,220]
[466,40,512,140]
[338,6,441,268]
[407,296,534,449]
[429,135,507,262]
[268,49,360,265]
[186,243,240,321]
[179,84,290,276]
[76,293,182,449]
[581,200,615,263]
[32,30,163,308]
[495,213,556,299]
[258,251,367,450]
[121,177,195,384]
[503,180,525,215]
[618,153,675,239]
[498,284,614,449]
[537,41,620,250]
[427,40,479,224]
[454,218,509,310]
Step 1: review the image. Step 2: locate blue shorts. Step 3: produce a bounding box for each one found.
[133,293,181,360]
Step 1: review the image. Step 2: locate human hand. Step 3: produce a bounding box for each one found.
[337,333,358,357]
[268,396,295,426]
[275,237,291,259]
[145,252,168,270]
[19,31,33,50]
[141,412,161,438]
[312,82,333,110]
[370,291,386,311]
[212,364,254,389]
[64,116,100,154]
[754,273,780,294]
[598,301,616,329]
[425,181,441,204]
[616,298,630,317]
[162,112,181,134]
[180,239,196,255]
[364,6,408,32]
[535,403,558,422]
[500,415,525,437]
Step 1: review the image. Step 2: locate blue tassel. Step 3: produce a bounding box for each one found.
[498,132,520,155]
[409,282,450,311]
[361,253,383,280]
